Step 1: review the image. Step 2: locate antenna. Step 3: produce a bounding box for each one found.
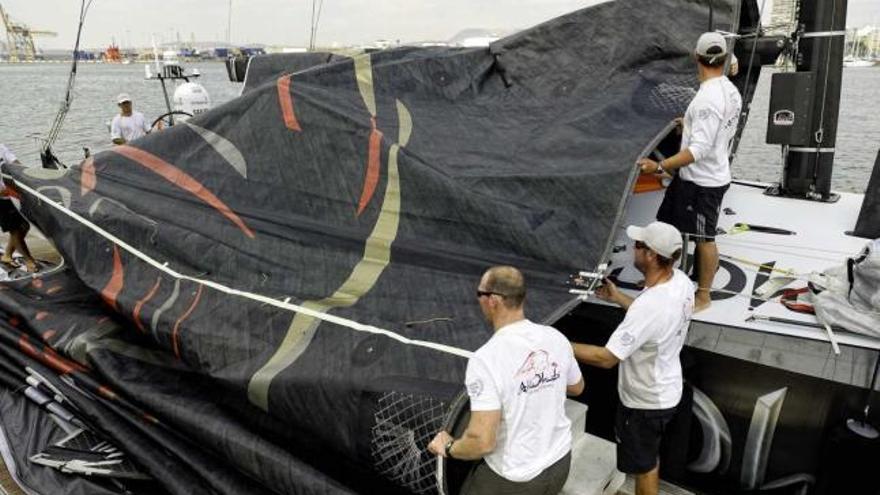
[227,0,233,45]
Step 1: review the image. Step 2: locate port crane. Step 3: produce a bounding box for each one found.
[0,3,56,62]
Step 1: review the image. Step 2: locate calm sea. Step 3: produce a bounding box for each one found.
[0,62,878,193]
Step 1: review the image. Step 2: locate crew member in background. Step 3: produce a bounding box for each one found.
[573,222,693,495]
[637,32,742,312]
[110,93,153,145]
[428,266,584,495]
[0,144,38,273]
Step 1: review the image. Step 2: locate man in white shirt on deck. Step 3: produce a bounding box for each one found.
[573,222,694,495]
[428,265,584,495]
[110,93,152,145]
[637,32,743,312]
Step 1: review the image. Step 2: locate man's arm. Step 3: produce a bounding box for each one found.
[427,409,502,460]
[110,118,126,145]
[637,148,695,175]
[572,344,620,369]
[567,377,585,396]
[142,113,157,134]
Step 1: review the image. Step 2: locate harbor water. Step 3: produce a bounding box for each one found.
[0,62,878,193]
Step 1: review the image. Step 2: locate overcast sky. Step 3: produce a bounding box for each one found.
[5,0,880,50]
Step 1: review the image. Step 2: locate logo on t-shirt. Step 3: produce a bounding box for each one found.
[466,379,484,398]
[514,350,560,395]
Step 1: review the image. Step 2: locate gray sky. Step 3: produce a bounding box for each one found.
[5,0,880,50]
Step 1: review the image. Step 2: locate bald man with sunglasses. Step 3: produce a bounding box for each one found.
[429,266,584,495]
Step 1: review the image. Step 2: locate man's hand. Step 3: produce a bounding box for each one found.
[673,117,684,135]
[637,158,660,175]
[595,278,622,305]
[428,430,453,457]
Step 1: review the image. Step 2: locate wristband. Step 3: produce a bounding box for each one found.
[444,439,455,458]
[657,161,667,174]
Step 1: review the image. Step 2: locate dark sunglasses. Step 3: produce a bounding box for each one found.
[476,290,506,299]
[634,241,648,250]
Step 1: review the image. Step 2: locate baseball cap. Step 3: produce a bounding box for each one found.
[117,93,132,104]
[695,32,728,63]
[626,222,683,258]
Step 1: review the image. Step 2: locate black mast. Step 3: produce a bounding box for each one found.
[767,0,848,201]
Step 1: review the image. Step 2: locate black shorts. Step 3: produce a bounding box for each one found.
[0,199,27,233]
[657,176,728,242]
[615,404,677,474]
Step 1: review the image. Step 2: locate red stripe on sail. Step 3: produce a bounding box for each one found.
[101,245,124,311]
[172,285,203,360]
[357,117,383,216]
[43,346,86,374]
[81,157,96,196]
[133,277,162,333]
[98,386,117,400]
[18,334,36,355]
[18,334,87,374]
[277,76,302,132]
[112,146,255,239]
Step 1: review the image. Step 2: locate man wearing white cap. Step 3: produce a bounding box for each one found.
[573,221,694,495]
[637,32,742,312]
[110,93,152,145]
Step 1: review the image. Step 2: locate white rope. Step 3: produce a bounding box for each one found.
[14,178,475,360]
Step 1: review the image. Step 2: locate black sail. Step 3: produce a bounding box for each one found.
[0,1,745,493]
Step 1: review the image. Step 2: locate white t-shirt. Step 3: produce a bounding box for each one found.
[465,319,582,482]
[110,112,151,143]
[678,76,742,187]
[606,270,694,410]
[0,144,17,166]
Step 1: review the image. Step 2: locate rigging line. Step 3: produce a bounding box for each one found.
[44,0,95,150]
[717,254,802,277]
[654,226,859,258]
[717,237,861,257]
[731,0,768,157]
[314,0,324,49]
[813,0,837,179]
[595,279,880,321]
[11,178,475,360]
[632,228,854,259]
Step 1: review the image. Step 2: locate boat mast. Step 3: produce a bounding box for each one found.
[768,0,848,201]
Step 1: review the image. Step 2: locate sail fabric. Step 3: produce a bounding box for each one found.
[0,0,742,493]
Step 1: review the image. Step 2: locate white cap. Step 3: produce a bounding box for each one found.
[695,32,728,63]
[626,221,683,258]
[117,93,132,104]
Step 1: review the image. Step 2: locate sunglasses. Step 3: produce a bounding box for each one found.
[476,290,506,299]
[634,241,648,250]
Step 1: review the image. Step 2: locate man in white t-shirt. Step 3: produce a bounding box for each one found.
[110,93,152,145]
[573,222,694,495]
[637,32,743,312]
[0,144,38,272]
[428,266,584,494]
